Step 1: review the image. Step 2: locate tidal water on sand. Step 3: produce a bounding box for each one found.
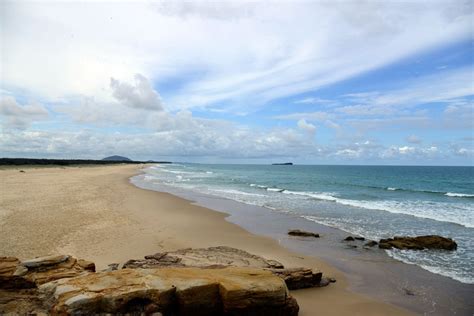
[133,163,473,285]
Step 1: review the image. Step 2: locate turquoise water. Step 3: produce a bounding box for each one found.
[136,164,474,284]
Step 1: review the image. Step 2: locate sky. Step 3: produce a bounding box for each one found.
[1,0,473,165]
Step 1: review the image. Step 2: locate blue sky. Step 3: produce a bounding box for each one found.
[1,0,473,165]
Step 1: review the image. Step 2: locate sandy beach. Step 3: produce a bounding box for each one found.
[0,164,415,315]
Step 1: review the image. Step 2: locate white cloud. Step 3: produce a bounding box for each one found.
[273,111,330,121]
[399,146,415,155]
[455,148,473,156]
[335,148,361,158]
[443,100,474,129]
[337,67,474,118]
[0,96,48,129]
[297,119,316,134]
[2,1,472,109]
[294,97,338,106]
[110,74,164,111]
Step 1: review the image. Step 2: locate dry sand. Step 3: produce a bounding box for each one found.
[0,164,413,315]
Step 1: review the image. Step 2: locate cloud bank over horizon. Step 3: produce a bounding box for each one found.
[1,0,473,165]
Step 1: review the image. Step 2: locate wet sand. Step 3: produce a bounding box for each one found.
[0,164,424,315]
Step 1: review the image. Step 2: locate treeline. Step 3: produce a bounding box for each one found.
[0,158,172,166]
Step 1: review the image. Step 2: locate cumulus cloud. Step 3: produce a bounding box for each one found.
[398,146,415,155]
[110,74,164,111]
[0,124,316,161]
[455,148,473,156]
[0,96,48,129]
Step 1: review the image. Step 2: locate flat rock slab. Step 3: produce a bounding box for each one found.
[123,246,326,290]
[40,267,299,316]
[124,246,284,269]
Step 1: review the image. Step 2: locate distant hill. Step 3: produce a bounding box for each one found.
[272,162,293,165]
[102,155,131,161]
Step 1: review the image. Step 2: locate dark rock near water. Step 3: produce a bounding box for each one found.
[354,237,365,241]
[344,236,355,241]
[288,229,320,238]
[378,235,457,251]
[268,267,322,290]
[364,241,378,247]
[403,287,416,296]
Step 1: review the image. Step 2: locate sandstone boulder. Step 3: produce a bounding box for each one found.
[288,229,320,238]
[0,255,95,289]
[378,235,457,251]
[39,267,299,316]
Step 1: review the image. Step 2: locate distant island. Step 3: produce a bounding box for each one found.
[272,162,293,165]
[102,155,132,162]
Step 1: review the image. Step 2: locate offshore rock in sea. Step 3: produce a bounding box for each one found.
[39,267,299,316]
[123,246,327,290]
[378,235,457,251]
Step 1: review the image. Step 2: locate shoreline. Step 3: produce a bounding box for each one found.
[132,166,474,315]
[0,165,470,315]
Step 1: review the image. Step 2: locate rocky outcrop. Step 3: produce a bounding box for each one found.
[288,229,320,238]
[1,247,332,315]
[343,236,355,241]
[0,255,95,315]
[0,255,95,289]
[39,267,299,315]
[378,235,457,251]
[123,246,329,290]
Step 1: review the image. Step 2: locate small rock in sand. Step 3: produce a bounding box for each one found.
[288,229,320,238]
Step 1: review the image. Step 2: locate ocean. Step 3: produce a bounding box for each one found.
[132,163,473,284]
